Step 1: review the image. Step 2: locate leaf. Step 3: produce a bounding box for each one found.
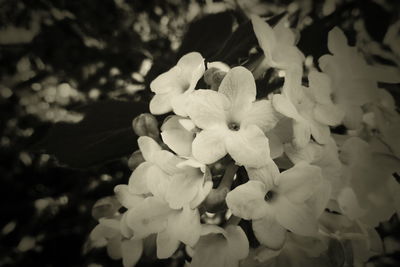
[209,12,287,65]
[360,1,392,42]
[177,11,235,59]
[31,99,148,168]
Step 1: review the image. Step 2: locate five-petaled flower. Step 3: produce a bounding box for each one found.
[226,161,323,249]
[186,66,280,167]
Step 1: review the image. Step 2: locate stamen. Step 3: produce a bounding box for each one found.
[228,122,240,131]
[264,190,275,202]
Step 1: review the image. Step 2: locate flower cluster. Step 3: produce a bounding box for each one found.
[89,14,400,267]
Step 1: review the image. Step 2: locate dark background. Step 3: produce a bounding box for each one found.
[0,0,399,266]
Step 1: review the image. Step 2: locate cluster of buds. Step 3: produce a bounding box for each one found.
[89,14,400,267]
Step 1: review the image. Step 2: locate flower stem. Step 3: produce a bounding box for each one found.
[203,162,238,212]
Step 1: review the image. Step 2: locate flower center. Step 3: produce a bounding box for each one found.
[264,190,275,202]
[228,122,240,131]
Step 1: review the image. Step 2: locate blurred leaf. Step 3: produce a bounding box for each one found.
[177,11,234,59]
[360,1,392,42]
[210,12,286,65]
[31,100,148,169]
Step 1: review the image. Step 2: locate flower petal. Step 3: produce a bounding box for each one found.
[337,187,366,220]
[284,141,322,164]
[272,46,304,69]
[161,115,194,157]
[144,169,172,201]
[90,223,119,245]
[313,103,344,126]
[306,178,331,218]
[252,216,286,249]
[245,160,280,188]
[128,162,153,195]
[254,247,282,262]
[190,234,227,267]
[126,197,170,239]
[177,52,205,90]
[171,92,191,117]
[150,66,186,94]
[307,71,332,105]
[156,230,180,259]
[327,27,348,55]
[149,93,173,115]
[272,94,301,121]
[218,66,257,113]
[121,239,143,267]
[342,105,363,130]
[292,119,311,148]
[186,89,229,129]
[225,225,250,260]
[266,131,284,159]
[251,14,277,64]
[277,161,322,203]
[275,196,318,236]
[309,120,330,145]
[114,184,144,209]
[138,136,162,162]
[190,180,213,209]
[166,170,203,209]
[273,18,295,45]
[242,100,281,133]
[153,150,184,175]
[107,237,122,259]
[226,180,270,220]
[225,125,271,168]
[167,206,201,247]
[192,128,227,164]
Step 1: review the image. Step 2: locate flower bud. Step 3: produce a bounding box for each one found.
[91,196,121,220]
[128,149,144,170]
[204,67,227,90]
[132,113,160,140]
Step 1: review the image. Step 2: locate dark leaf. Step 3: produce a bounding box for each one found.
[177,11,235,59]
[297,2,356,60]
[360,1,392,42]
[209,12,287,65]
[31,100,148,169]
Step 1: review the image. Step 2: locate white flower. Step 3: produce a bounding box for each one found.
[226,161,323,249]
[90,217,143,267]
[365,89,400,159]
[284,137,340,200]
[304,70,345,126]
[272,85,331,148]
[165,159,213,209]
[339,137,400,226]
[189,225,249,267]
[128,136,183,197]
[186,66,280,167]
[124,170,202,259]
[114,135,203,258]
[251,14,304,71]
[149,52,205,115]
[244,233,328,267]
[126,198,201,259]
[318,27,399,129]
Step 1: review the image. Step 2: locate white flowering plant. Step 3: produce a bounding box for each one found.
[83,10,400,266]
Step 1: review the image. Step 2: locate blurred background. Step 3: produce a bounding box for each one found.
[1,0,400,266]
